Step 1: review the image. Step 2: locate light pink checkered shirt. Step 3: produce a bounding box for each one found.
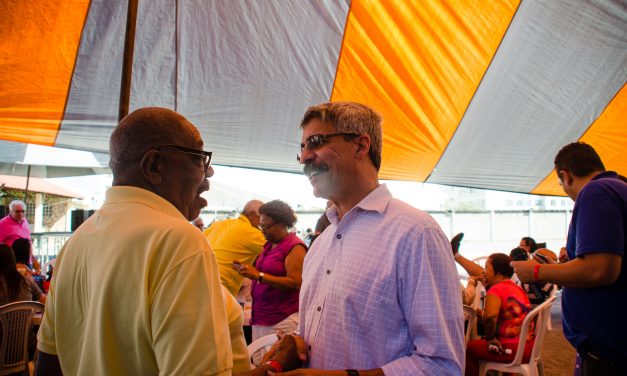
[300,185,464,375]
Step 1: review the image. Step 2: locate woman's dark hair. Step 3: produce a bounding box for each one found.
[314,212,331,233]
[489,253,514,278]
[12,237,31,264]
[0,244,28,299]
[259,200,297,227]
[509,247,528,261]
[521,237,538,253]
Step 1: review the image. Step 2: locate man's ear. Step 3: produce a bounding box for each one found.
[560,169,574,186]
[139,150,164,185]
[355,135,371,160]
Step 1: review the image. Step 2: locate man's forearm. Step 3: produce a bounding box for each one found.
[455,254,484,277]
[537,253,621,288]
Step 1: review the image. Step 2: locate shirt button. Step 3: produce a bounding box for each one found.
[336,234,342,239]
[317,306,321,312]
[326,270,331,275]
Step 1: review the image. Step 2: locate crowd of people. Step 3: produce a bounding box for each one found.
[451,234,554,375]
[0,101,624,376]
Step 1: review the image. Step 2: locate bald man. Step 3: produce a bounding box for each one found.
[36,108,300,376]
[204,199,266,297]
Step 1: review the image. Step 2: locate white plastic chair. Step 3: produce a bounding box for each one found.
[472,281,486,310]
[479,295,556,376]
[0,301,45,375]
[546,284,558,331]
[471,256,489,267]
[463,305,477,346]
[247,333,278,367]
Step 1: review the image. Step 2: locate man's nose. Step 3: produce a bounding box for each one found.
[298,147,315,165]
[199,170,212,192]
[205,165,214,178]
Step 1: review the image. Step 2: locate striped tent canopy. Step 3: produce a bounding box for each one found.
[1,0,625,195]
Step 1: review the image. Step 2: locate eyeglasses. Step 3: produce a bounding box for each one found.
[157,145,213,175]
[258,222,279,231]
[13,210,25,213]
[296,133,359,162]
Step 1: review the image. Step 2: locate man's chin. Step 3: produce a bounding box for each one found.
[189,197,207,220]
[311,182,330,200]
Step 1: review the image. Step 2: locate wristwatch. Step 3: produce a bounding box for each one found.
[258,272,265,282]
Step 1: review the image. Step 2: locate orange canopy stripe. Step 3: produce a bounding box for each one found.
[532,84,627,196]
[0,0,90,145]
[331,0,520,181]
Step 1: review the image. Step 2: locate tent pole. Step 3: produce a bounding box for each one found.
[118,0,139,121]
[24,165,31,208]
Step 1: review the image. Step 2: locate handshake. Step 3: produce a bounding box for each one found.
[251,334,307,375]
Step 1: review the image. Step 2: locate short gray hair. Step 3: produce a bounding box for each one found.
[109,107,201,176]
[9,200,26,211]
[300,102,383,170]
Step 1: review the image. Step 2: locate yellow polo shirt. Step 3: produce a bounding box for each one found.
[204,215,265,297]
[38,186,240,375]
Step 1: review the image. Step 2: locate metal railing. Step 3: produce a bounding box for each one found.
[31,232,72,265]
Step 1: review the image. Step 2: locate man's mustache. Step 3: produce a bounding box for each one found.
[303,162,328,177]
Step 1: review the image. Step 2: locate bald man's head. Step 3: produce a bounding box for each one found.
[108,107,212,220]
[242,200,264,228]
[109,107,201,177]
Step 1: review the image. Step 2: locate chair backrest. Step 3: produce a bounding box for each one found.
[0,301,45,375]
[247,333,278,367]
[463,305,477,346]
[506,295,556,367]
[471,281,486,309]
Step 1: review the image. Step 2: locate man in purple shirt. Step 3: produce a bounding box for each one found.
[0,199,30,246]
[288,102,464,376]
[512,142,627,375]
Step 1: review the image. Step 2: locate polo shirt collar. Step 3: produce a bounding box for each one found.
[239,214,252,226]
[6,215,24,224]
[592,171,618,181]
[105,186,187,220]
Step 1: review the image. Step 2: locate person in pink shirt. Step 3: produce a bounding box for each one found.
[0,200,30,246]
[0,200,40,273]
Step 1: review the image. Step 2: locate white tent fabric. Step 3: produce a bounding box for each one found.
[1,0,626,195]
[0,141,109,178]
[430,0,627,191]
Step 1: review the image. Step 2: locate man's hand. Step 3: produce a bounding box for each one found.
[266,335,307,372]
[510,260,538,283]
[269,369,383,376]
[268,370,346,376]
[532,252,556,264]
[559,247,569,263]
